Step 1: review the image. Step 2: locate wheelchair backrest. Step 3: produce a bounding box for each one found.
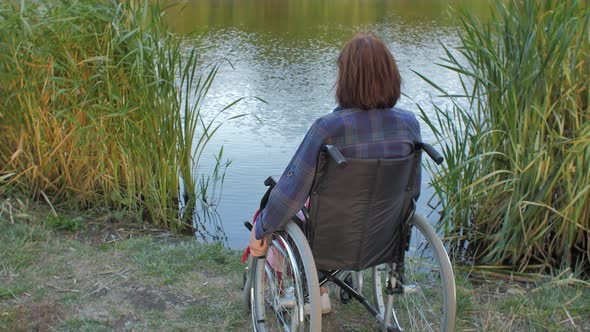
[308,147,421,271]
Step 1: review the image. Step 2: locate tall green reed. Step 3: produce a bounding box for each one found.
[0,0,234,233]
[419,0,589,273]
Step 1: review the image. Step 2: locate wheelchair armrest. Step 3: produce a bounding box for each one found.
[244,221,253,231]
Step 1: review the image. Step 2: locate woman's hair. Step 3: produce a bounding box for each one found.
[336,33,401,110]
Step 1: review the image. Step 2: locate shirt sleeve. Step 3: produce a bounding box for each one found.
[255,118,327,239]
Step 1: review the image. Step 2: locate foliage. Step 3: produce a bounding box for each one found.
[46,215,85,232]
[420,0,589,273]
[0,0,234,232]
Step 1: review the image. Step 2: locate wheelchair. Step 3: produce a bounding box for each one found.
[242,143,456,332]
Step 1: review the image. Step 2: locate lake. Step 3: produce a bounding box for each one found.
[162,0,489,248]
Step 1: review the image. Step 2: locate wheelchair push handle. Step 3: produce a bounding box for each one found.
[258,176,277,210]
[417,142,444,165]
[323,144,348,168]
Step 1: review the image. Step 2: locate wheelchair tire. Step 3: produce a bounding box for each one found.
[251,221,322,331]
[371,213,456,332]
[242,255,254,312]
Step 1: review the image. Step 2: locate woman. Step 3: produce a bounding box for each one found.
[248,32,421,257]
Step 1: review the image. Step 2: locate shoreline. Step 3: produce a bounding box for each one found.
[1,203,588,331]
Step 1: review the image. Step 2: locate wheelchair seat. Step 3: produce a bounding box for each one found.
[308,147,420,271]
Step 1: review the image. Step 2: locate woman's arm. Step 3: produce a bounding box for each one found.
[254,119,327,239]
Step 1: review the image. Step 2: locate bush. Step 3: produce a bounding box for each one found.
[421,0,589,273]
[0,0,229,232]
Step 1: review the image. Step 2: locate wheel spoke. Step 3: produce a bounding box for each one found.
[367,214,456,332]
[251,222,322,331]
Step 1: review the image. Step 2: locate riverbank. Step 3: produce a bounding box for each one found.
[1,204,588,331]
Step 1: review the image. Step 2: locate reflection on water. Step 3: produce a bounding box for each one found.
[161,0,489,248]
[164,0,489,35]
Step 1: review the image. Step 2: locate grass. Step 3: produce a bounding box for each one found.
[0,0,236,234]
[0,216,45,274]
[120,236,243,284]
[181,301,244,330]
[418,0,590,273]
[0,285,29,300]
[0,206,589,331]
[0,205,248,331]
[61,318,112,332]
[458,276,590,331]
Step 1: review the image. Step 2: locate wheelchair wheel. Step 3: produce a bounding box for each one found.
[338,270,364,304]
[251,221,322,331]
[372,214,456,332]
[242,255,254,312]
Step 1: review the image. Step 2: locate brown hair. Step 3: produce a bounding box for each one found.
[336,33,401,110]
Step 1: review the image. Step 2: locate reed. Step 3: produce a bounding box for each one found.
[419,0,590,273]
[0,0,232,232]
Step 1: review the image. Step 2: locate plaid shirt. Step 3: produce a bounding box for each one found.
[255,107,422,239]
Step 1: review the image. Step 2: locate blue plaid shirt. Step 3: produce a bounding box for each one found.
[255,107,421,239]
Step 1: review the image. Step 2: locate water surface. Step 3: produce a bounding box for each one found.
[162,0,489,247]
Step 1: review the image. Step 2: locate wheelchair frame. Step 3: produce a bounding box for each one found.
[243,143,456,332]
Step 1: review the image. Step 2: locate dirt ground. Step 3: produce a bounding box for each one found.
[0,220,383,331]
[1,217,589,331]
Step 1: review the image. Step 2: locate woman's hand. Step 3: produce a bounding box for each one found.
[248,227,269,257]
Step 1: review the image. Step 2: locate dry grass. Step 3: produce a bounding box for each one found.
[0,0,234,233]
